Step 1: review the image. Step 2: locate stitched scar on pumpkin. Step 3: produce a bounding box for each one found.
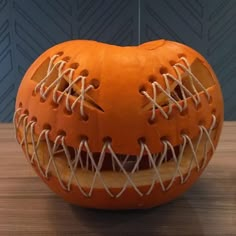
[16,121,216,189]
[143,58,215,110]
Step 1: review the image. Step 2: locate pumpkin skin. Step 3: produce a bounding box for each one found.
[14,40,223,209]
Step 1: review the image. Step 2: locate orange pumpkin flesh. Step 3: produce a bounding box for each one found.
[14,40,223,209]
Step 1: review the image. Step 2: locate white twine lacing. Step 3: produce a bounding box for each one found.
[14,55,215,197]
[142,57,211,121]
[14,107,217,198]
[34,54,95,117]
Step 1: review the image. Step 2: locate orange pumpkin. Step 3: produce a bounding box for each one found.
[14,40,223,209]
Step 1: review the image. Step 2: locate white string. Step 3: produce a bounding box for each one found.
[22,120,35,160]
[107,143,143,197]
[16,113,28,130]
[176,57,211,101]
[142,90,169,120]
[29,121,46,177]
[120,155,130,172]
[153,81,183,113]
[71,81,94,116]
[178,57,201,104]
[43,67,74,103]
[164,73,199,106]
[200,115,216,169]
[144,142,166,194]
[44,134,62,177]
[13,106,217,198]
[182,134,199,182]
[44,131,67,190]
[172,65,187,110]
[35,59,65,96]
[84,140,114,197]
[61,137,89,196]
[116,143,145,198]
[142,57,210,121]
[34,55,95,118]
[164,140,184,190]
[20,116,28,147]
[67,145,89,197]
[13,107,22,131]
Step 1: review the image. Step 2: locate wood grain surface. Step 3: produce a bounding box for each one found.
[0,123,235,236]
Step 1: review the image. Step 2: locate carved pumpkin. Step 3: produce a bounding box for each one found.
[14,40,223,209]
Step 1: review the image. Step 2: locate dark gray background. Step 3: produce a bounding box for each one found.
[0,0,235,121]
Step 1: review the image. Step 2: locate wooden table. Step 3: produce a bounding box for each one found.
[0,123,235,236]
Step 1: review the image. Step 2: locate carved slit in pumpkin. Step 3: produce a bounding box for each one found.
[27,141,180,173]
[13,96,217,192]
[31,57,104,113]
[143,58,215,111]
[15,116,217,190]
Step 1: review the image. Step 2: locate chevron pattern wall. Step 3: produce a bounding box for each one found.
[0,0,235,121]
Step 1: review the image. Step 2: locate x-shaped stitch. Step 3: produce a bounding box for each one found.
[83,140,114,197]
[29,121,46,177]
[44,131,67,190]
[67,142,90,197]
[182,134,200,183]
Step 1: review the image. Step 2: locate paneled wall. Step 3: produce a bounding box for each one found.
[0,0,235,121]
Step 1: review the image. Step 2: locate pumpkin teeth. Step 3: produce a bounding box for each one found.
[14,108,217,197]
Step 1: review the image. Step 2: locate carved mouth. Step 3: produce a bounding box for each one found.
[64,146,180,172]
[14,111,216,198]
